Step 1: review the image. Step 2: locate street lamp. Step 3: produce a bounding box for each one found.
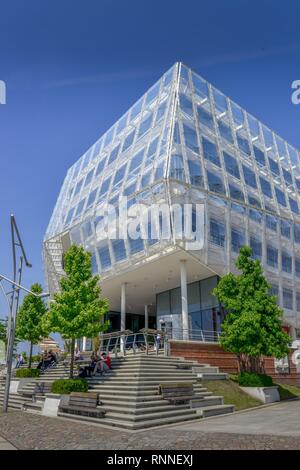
[1,215,49,412]
[0,273,49,412]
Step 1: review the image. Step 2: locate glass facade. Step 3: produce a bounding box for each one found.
[44,62,300,332]
[156,276,223,338]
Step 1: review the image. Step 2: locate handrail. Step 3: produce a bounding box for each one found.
[98,327,221,357]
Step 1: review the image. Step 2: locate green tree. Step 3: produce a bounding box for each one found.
[44,245,109,378]
[213,246,290,374]
[16,283,48,367]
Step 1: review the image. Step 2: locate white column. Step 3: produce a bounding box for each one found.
[82,337,87,352]
[121,283,126,331]
[144,305,149,329]
[180,260,189,340]
[120,283,126,353]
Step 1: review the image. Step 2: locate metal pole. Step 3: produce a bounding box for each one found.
[3,257,23,412]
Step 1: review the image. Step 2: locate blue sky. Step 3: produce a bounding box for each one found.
[0,0,300,331]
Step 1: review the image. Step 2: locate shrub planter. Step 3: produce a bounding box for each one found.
[240,386,280,403]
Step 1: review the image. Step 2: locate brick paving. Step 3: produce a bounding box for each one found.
[1,411,300,450]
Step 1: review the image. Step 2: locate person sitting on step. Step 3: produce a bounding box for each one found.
[93,352,111,376]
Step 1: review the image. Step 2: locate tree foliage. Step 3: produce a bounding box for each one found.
[16,283,48,367]
[44,245,109,377]
[213,246,290,373]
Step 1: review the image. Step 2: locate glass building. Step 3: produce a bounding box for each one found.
[44,62,300,340]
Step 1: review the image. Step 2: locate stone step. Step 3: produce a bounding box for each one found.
[190,396,224,408]
[88,374,197,385]
[102,403,190,415]
[89,384,206,393]
[22,402,43,413]
[104,407,197,423]
[192,366,220,374]
[87,377,200,386]
[197,404,235,418]
[197,373,229,380]
[95,391,213,402]
[57,411,198,430]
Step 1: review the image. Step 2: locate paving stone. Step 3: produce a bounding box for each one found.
[1,409,300,450]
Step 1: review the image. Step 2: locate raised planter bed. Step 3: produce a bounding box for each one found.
[240,386,280,403]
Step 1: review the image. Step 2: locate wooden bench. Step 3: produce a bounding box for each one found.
[58,392,105,418]
[159,382,195,404]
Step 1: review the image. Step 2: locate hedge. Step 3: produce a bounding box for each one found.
[237,372,273,387]
[51,378,88,394]
[15,368,40,378]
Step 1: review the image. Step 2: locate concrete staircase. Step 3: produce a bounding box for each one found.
[0,353,235,429]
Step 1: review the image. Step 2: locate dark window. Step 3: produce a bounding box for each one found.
[260,177,272,198]
[295,258,300,277]
[282,168,293,186]
[295,224,300,244]
[249,209,262,224]
[197,107,214,130]
[188,159,203,187]
[266,214,277,232]
[170,154,185,181]
[180,94,193,117]
[210,219,225,247]
[231,228,245,253]
[281,220,291,239]
[218,121,233,143]
[122,130,135,152]
[112,239,127,262]
[98,245,111,270]
[107,144,120,166]
[289,197,299,214]
[248,195,261,208]
[237,135,251,155]
[275,187,286,207]
[283,288,293,310]
[268,157,280,176]
[254,146,266,166]
[267,245,278,268]
[207,171,225,195]
[86,188,97,207]
[183,124,199,153]
[250,236,262,259]
[229,184,244,202]
[224,152,240,179]
[282,252,292,273]
[242,165,257,188]
[202,137,220,166]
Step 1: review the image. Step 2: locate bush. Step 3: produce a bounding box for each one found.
[15,368,40,378]
[237,372,273,387]
[51,378,88,394]
[31,355,41,363]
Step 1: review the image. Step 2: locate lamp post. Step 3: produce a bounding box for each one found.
[1,215,49,412]
[1,272,49,412]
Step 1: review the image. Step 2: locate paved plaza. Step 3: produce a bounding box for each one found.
[1,400,300,450]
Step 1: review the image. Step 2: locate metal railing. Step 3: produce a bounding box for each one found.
[99,330,166,357]
[99,327,221,357]
[166,328,221,343]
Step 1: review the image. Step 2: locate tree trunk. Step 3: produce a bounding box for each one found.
[70,338,75,379]
[237,354,265,374]
[28,342,33,368]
